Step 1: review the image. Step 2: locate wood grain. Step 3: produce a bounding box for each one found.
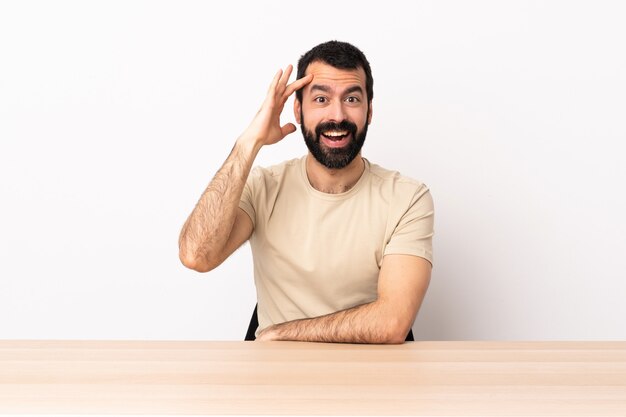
[1,340,625,415]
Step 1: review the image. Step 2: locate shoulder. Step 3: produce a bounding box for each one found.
[247,157,303,188]
[243,157,306,222]
[366,160,431,203]
[249,157,302,181]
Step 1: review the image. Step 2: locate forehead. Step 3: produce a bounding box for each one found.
[303,61,366,94]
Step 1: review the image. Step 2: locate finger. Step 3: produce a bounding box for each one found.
[280,123,297,137]
[278,64,293,89]
[284,73,314,98]
[267,69,283,94]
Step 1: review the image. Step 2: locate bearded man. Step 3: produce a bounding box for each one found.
[179,41,434,344]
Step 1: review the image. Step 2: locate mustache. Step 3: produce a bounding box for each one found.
[314,120,358,139]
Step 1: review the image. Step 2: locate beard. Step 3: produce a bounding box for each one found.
[301,110,368,170]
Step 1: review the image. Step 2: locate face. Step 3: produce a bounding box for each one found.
[295,61,372,169]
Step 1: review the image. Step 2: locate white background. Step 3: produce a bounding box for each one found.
[1,0,625,341]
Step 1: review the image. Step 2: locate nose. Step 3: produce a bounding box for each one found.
[327,100,346,122]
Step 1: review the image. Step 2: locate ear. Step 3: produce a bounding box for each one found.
[367,100,373,125]
[294,98,302,124]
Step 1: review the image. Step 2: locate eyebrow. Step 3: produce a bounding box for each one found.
[310,84,332,94]
[344,86,364,96]
[309,84,364,96]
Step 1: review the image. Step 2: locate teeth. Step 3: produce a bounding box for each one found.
[323,131,348,137]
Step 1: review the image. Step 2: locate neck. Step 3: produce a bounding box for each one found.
[305,153,365,194]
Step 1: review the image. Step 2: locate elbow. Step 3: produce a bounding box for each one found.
[387,333,409,345]
[384,329,409,345]
[178,250,217,273]
[381,318,413,345]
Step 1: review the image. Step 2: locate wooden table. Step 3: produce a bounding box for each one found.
[1,340,625,415]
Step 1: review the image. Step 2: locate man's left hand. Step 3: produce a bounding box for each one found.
[255,326,279,341]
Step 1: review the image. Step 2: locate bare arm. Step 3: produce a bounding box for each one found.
[178,66,313,272]
[178,140,258,272]
[256,254,432,344]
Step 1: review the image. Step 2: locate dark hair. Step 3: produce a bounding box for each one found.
[295,40,373,103]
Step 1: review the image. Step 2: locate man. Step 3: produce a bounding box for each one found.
[179,41,434,344]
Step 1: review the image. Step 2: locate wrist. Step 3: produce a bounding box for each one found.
[236,132,264,155]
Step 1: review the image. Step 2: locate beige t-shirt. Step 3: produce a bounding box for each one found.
[239,156,434,336]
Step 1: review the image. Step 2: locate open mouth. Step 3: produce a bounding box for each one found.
[320,130,351,148]
[321,130,349,141]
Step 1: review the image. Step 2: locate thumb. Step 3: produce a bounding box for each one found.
[280,123,297,137]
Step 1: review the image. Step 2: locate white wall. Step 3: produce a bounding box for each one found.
[1,0,624,341]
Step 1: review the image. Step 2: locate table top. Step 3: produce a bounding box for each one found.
[1,340,625,416]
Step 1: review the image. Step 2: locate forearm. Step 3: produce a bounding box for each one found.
[179,136,260,270]
[178,65,312,271]
[260,299,410,344]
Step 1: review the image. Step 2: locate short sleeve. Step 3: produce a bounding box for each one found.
[238,168,258,228]
[383,185,434,266]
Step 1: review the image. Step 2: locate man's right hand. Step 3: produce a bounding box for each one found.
[239,65,313,148]
[179,65,312,272]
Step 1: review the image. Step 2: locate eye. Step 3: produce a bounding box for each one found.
[314,96,327,104]
[345,96,360,103]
